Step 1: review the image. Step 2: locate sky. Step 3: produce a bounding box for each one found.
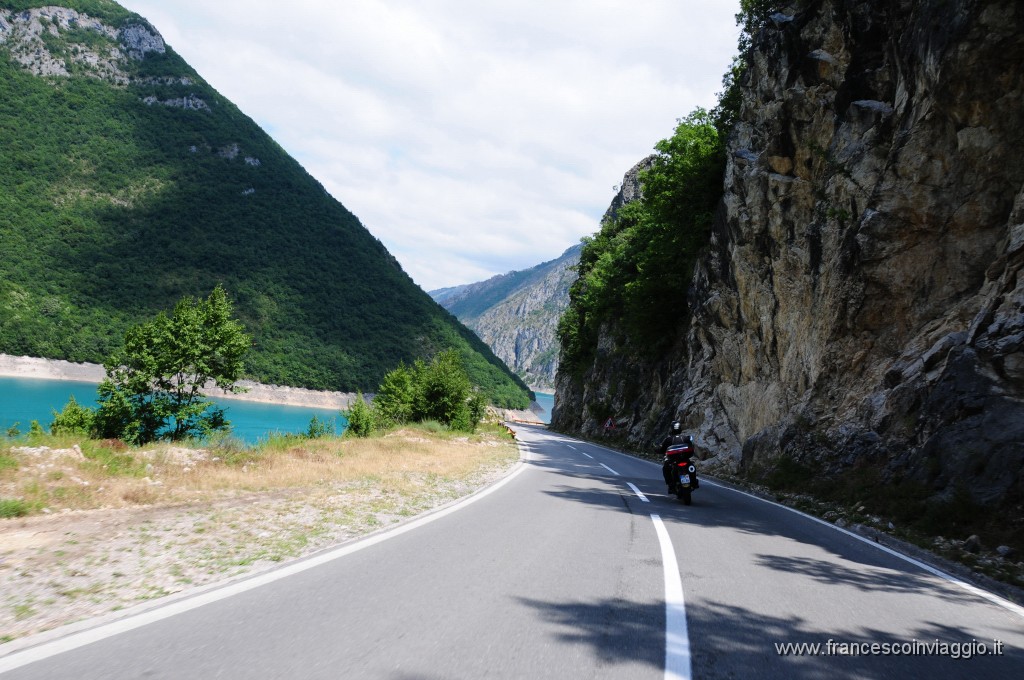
[117,0,741,291]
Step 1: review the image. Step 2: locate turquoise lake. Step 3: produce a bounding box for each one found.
[0,376,345,445]
[534,392,553,424]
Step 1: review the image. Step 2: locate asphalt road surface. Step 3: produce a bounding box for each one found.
[2,424,1022,679]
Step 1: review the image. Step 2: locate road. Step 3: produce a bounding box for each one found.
[1,424,1022,678]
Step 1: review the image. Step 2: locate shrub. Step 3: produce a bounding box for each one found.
[305,414,333,439]
[0,498,30,518]
[51,395,95,436]
[343,393,376,438]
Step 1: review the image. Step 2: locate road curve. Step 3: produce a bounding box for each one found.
[1,424,1022,679]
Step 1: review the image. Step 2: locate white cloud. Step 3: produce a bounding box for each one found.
[118,0,740,290]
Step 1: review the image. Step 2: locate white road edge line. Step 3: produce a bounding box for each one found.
[0,457,532,674]
[627,482,650,503]
[600,462,619,475]
[652,514,691,680]
[700,479,1024,621]
[566,436,1024,621]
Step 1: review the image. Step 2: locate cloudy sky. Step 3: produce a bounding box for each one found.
[118,1,741,291]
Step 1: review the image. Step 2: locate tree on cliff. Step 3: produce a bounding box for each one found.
[91,285,251,444]
[558,109,724,373]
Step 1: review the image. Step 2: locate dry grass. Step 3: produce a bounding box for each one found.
[0,425,518,515]
[0,424,520,642]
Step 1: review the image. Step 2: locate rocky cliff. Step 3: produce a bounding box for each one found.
[431,245,581,390]
[554,0,1024,515]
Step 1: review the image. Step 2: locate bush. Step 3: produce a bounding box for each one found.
[51,395,95,436]
[343,393,376,438]
[305,414,333,439]
[0,498,30,518]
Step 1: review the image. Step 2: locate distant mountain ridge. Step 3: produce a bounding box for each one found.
[0,1,530,407]
[430,244,580,390]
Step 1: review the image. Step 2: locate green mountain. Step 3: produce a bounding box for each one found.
[0,1,530,407]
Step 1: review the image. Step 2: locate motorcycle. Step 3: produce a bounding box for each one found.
[664,437,698,505]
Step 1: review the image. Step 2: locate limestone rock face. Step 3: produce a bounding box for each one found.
[431,245,580,391]
[0,6,165,82]
[554,0,1024,507]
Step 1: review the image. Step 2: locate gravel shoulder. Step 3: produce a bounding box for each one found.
[0,434,521,645]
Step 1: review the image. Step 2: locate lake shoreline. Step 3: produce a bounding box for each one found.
[0,354,356,410]
[0,354,548,422]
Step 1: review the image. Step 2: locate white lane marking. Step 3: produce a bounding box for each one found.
[701,479,1024,621]
[627,482,650,503]
[652,514,691,680]
[600,462,619,476]
[566,444,593,459]
[0,457,532,673]
[556,433,1024,621]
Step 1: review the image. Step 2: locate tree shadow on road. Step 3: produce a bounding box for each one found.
[510,593,1022,680]
[515,595,664,672]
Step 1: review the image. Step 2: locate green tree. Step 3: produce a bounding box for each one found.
[93,285,251,444]
[342,393,376,438]
[305,414,333,439]
[374,362,415,426]
[50,395,94,436]
[558,109,725,372]
[412,350,473,431]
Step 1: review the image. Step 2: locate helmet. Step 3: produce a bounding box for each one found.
[670,421,682,435]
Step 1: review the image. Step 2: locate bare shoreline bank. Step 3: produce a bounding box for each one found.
[0,354,356,410]
[0,354,546,422]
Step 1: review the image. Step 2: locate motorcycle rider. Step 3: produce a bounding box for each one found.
[660,420,698,492]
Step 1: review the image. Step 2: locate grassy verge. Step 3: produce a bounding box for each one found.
[0,421,518,515]
[0,421,520,642]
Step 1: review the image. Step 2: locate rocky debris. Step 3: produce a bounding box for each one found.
[218,143,241,160]
[142,94,209,111]
[964,535,983,553]
[11,444,85,462]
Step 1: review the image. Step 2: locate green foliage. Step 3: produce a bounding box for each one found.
[342,393,376,438]
[0,497,30,518]
[0,450,18,473]
[373,362,415,427]
[305,414,333,439]
[92,286,251,444]
[558,110,725,372]
[350,350,492,435]
[81,444,146,477]
[412,350,473,430]
[0,1,137,27]
[0,21,530,409]
[50,395,95,436]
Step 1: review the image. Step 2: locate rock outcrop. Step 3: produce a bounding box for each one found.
[0,6,164,83]
[431,245,580,390]
[554,0,1024,510]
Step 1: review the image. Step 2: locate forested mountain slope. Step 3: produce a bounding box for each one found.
[430,244,580,390]
[0,1,529,407]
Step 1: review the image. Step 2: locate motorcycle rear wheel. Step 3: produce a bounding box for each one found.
[676,487,692,505]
